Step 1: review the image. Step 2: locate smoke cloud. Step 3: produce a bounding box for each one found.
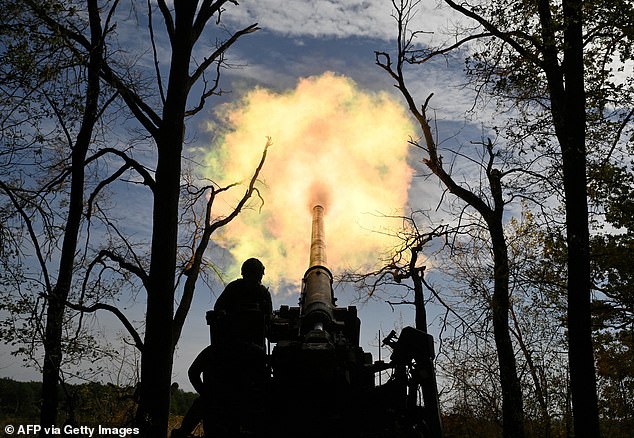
[204,72,414,292]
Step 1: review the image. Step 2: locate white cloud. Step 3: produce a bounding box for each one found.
[226,0,457,40]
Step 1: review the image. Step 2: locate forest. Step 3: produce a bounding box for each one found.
[0,1,632,438]
[0,378,197,434]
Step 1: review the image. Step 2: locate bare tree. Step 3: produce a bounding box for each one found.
[376,3,527,431]
[101,4,259,434]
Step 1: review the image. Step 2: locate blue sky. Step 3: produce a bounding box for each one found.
[1,0,492,391]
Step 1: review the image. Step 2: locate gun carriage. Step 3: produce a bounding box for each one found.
[205,205,442,438]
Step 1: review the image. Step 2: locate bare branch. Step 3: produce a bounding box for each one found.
[86,164,132,220]
[186,53,224,117]
[172,139,271,348]
[601,107,634,167]
[147,0,166,105]
[0,181,53,294]
[207,138,271,232]
[192,0,228,41]
[99,249,149,290]
[156,0,175,42]
[407,32,494,64]
[65,300,144,352]
[188,23,259,90]
[443,0,540,64]
[85,148,156,191]
[98,65,161,137]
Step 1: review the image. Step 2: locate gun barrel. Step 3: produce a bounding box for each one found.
[309,205,327,267]
[302,205,334,331]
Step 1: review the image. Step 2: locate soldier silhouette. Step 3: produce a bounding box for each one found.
[172,258,272,438]
[213,257,272,348]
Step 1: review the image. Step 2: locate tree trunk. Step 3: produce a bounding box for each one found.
[135,114,183,438]
[39,1,102,432]
[489,220,525,438]
[535,0,600,432]
[485,166,525,438]
[135,4,194,436]
[135,145,181,436]
[541,0,600,435]
[561,1,600,435]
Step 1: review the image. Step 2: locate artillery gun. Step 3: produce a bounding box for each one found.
[205,205,442,438]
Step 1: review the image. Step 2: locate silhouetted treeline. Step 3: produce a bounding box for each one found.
[0,378,41,422]
[0,378,196,427]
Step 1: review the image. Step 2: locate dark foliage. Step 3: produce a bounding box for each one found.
[0,378,196,426]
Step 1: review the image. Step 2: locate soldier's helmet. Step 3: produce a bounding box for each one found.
[241,258,265,281]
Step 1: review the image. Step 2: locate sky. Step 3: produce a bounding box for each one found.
[1,0,490,392]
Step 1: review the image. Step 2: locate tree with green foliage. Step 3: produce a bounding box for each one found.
[14,1,262,436]
[588,164,634,436]
[2,1,265,436]
[0,378,42,422]
[436,208,577,437]
[526,163,634,436]
[0,1,118,433]
[379,0,634,435]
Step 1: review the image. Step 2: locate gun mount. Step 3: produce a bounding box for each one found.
[205,205,443,438]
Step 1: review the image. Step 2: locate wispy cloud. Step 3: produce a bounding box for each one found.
[225,0,455,40]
